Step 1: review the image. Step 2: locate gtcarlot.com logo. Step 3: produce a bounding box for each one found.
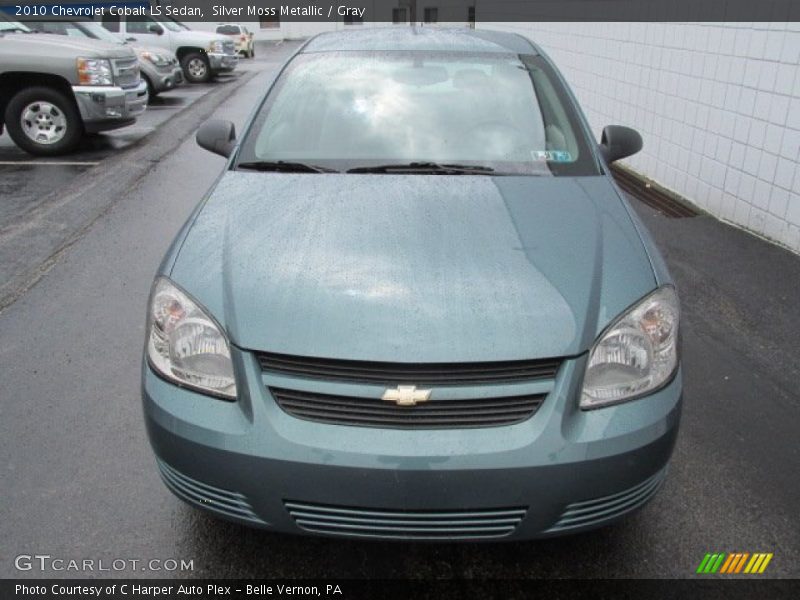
[14,554,194,572]
[696,552,773,574]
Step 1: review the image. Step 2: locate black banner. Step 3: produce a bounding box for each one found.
[2,0,800,23]
[3,579,800,600]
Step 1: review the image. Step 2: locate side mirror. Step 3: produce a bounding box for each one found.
[599,125,642,163]
[196,119,236,158]
[148,23,164,35]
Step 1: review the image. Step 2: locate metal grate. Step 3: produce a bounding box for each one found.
[157,459,264,525]
[611,164,699,218]
[257,351,561,386]
[285,500,527,540]
[545,469,666,533]
[112,57,140,89]
[271,387,545,429]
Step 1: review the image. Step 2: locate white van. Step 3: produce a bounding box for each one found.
[100,15,237,83]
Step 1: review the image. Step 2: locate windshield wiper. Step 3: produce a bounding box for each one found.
[236,161,338,173]
[347,162,496,175]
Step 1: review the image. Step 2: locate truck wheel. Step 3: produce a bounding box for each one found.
[182,53,211,83]
[249,46,255,58]
[4,87,83,156]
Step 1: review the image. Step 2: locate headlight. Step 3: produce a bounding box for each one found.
[146,277,237,399]
[581,285,679,409]
[139,51,171,67]
[76,58,113,85]
[208,40,224,53]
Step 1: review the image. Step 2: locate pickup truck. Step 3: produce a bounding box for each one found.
[0,16,147,156]
[98,14,238,83]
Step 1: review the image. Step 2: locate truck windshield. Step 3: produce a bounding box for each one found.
[236,51,599,176]
[0,15,32,33]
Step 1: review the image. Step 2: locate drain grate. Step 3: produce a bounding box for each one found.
[611,165,699,218]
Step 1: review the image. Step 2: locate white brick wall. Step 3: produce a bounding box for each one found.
[480,22,800,253]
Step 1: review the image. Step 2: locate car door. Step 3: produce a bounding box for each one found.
[123,18,170,51]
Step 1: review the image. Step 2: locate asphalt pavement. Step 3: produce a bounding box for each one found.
[0,40,798,580]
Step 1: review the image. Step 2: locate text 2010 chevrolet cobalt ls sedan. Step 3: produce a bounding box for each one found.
[142,28,681,540]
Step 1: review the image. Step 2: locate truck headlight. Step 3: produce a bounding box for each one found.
[139,51,172,67]
[146,277,237,400]
[580,285,679,409]
[208,40,224,53]
[77,58,113,86]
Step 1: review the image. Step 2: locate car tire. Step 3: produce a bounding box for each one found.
[181,52,211,83]
[143,74,158,99]
[4,86,83,156]
[250,46,255,58]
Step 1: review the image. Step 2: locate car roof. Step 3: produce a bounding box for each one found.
[301,27,538,55]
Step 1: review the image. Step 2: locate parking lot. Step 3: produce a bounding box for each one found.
[1,39,798,581]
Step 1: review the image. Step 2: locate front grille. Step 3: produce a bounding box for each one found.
[156,459,264,525]
[285,500,527,540]
[544,469,666,533]
[271,387,544,429]
[257,351,561,386]
[223,40,236,54]
[112,57,140,89]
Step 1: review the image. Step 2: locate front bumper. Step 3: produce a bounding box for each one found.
[72,80,148,133]
[142,351,682,541]
[145,63,184,93]
[208,52,238,72]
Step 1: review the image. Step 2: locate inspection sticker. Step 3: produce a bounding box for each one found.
[533,150,573,162]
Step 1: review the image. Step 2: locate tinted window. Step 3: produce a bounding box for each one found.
[101,14,120,33]
[238,51,599,176]
[217,25,241,34]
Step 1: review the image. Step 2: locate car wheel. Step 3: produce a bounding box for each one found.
[249,46,255,58]
[4,86,83,156]
[143,74,157,99]
[182,52,211,83]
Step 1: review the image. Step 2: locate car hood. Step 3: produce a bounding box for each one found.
[169,174,656,362]
[132,44,177,59]
[5,33,136,58]
[173,30,227,44]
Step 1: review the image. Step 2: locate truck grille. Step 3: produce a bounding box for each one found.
[113,57,140,88]
[285,501,527,539]
[270,387,545,429]
[256,351,561,386]
[222,40,236,55]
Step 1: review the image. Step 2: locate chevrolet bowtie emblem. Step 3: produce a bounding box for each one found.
[381,385,431,407]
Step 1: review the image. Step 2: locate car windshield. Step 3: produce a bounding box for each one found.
[76,21,124,44]
[217,25,241,34]
[162,17,188,32]
[237,51,599,176]
[0,15,32,33]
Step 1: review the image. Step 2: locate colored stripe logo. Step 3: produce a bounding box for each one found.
[696,552,773,574]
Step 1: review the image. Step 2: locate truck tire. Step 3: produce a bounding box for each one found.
[182,52,211,83]
[4,87,83,156]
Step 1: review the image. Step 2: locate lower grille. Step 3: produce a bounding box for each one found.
[157,459,264,525]
[285,501,527,540]
[271,387,544,429]
[545,469,666,533]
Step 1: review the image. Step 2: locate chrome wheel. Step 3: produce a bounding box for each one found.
[187,58,207,79]
[20,101,67,145]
